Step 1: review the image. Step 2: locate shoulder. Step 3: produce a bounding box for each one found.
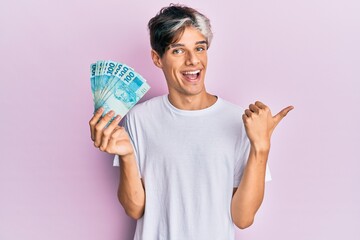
[130,95,164,112]
[215,97,248,131]
[125,95,165,121]
[123,95,166,134]
[217,97,245,117]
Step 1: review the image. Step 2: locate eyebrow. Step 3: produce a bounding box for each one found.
[168,40,208,49]
[195,40,208,45]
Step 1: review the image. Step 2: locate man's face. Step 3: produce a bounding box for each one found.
[153,26,208,98]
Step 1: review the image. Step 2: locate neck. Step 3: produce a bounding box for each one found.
[167,91,217,110]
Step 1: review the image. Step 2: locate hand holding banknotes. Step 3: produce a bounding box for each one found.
[89,60,150,158]
[89,107,134,158]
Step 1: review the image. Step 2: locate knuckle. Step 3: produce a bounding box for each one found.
[95,124,103,131]
[103,128,111,136]
[89,119,95,126]
[114,127,124,133]
[111,132,121,140]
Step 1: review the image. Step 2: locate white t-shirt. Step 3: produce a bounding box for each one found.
[114,95,271,240]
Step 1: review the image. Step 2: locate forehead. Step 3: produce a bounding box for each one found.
[171,26,207,46]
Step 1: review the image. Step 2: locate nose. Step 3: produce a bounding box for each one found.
[185,51,200,66]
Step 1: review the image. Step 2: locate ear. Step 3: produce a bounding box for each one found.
[151,50,163,68]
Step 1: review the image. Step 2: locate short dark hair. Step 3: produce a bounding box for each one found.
[148,4,213,57]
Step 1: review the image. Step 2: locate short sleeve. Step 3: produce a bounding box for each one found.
[233,131,271,187]
[112,115,141,178]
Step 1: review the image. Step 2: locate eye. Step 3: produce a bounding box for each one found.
[172,48,184,54]
[196,46,206,52]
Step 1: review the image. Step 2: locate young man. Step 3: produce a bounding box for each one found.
[89,4,293,240]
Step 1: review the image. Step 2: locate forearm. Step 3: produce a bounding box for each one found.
[231,145,269,229]
[118,153,145,220]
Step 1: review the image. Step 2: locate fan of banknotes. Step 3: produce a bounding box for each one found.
[90,60,150,117]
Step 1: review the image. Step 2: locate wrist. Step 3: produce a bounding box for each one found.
[250,141,271,154]
[249,144,270,165]
[119,152,135,163]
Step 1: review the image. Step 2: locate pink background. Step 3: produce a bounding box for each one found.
[1,0,359,239]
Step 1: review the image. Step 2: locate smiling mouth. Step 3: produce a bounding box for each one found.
[181,70,201,81]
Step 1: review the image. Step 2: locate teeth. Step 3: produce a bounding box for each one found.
[183,70,200,75]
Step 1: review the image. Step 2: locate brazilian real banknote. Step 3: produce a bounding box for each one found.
[90,60,150,118]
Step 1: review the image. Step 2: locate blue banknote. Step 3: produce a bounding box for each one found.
[90,60,150,117]
[90,63,96,98]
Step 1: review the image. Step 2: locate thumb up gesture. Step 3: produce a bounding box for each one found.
[242,101,294,151]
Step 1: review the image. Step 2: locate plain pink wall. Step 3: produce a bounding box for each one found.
[1,0,359,239]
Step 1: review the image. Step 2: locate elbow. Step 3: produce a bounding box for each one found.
[231,200,259,229]
[232,212,255,229]
[124,207,144,220]
[235,217,254,229]
[118,193,145,220]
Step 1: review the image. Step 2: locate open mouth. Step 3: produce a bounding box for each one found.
[181,70,201,82]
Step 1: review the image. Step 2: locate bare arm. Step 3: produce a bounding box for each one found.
[231,101,293,229]
[231,146,269,229]
[89,108,145,220]
[118,153,145,219]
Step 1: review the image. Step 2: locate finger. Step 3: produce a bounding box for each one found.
[255,101,268,110]
[110,126,125,139]
[100,115,122,151]
[107,127,126,153]
[89,107,104,141]
[273,106,294,124]
[249,104,260,114]
[94,110,115,147]
[242,113,249,123]
[244,109,252,118]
